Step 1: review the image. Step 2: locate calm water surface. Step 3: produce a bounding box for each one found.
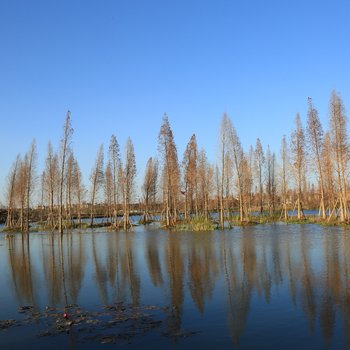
[1,223,350,349]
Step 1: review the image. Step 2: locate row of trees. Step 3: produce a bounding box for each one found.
[3,90,350,232]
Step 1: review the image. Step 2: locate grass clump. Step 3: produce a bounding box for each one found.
[175,217,216,232]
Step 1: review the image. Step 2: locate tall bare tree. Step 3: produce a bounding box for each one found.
[228,118,245,222]
[254,138,265,214]
[24,140,37,232]
[241,153,253,219]
[265,146,276,216]
[59,111,73,235]
[72,157,85,226]
[44,142,59,229]
[142,157,158,223]
[104,161,113,223]
[121,138,136,230]
[329,90,349,221]
[65,152,75,226]
[108,134,121,229]
[218,114,232,229]
[197,149,212,220]
[182,134,198,220]
[89,145,104,226]
[16,158,27,231]
[158,114,180,227]
[322,132,335,218]
[5,155,20,229]
[280,135,289,221]
[307,97,326,219]
[291,113,306,220]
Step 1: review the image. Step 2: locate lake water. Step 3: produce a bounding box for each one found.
[1,223,350,349]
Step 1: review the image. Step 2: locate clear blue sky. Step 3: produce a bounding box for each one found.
[0,0,349,204]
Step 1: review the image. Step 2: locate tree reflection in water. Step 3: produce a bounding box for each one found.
[4,225,350,348]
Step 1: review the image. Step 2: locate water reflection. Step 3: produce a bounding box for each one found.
[3,225,350,348]
[7,235,36,306]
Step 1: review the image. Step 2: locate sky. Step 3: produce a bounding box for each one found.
[0,0,350,204]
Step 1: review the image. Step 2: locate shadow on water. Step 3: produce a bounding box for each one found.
[1,224,350,349]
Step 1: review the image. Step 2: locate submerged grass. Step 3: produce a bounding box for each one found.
[3,212,350,234]
[175,218,217,232]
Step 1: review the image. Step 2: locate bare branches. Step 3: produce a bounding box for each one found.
[182,134,198,220]
[108,134,121,228]
[142,157,158,223]
[307,97,326,219]
[254,138,265,214]
[329,90,349,221]
[5,155,20,229]
[158,114,179,227]
[121,137,136,229]
[291,113,306,220]
[59,111,73,235]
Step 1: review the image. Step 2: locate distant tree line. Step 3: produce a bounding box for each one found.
[3,90,350,232]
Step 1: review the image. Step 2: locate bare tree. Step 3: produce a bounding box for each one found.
[197,149,212,220]
[322,132,335,218]
[72,158,85,226]
[39,171,45,223]
[265,146,276,217]
[182,134,198,220]
[280,135,289,221]
[291,113,306,220]
[108,134,121,229]
[254,138,265,214]
[228,118,245,222]
[218,114,232,229]
[307,97,326,219]
[44,142,59,229]
[158,114,180,227]
[104,161,113,223]
[24,140,37,232]
[142,157,158,224]
[241,153,253,219]
[121,138,136,230]
[5,155,20,229]
[15,158,27,231]
[59,111,73,235]
[89,145,104,226]
[329,90,349,222]
[65,152,75,226]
